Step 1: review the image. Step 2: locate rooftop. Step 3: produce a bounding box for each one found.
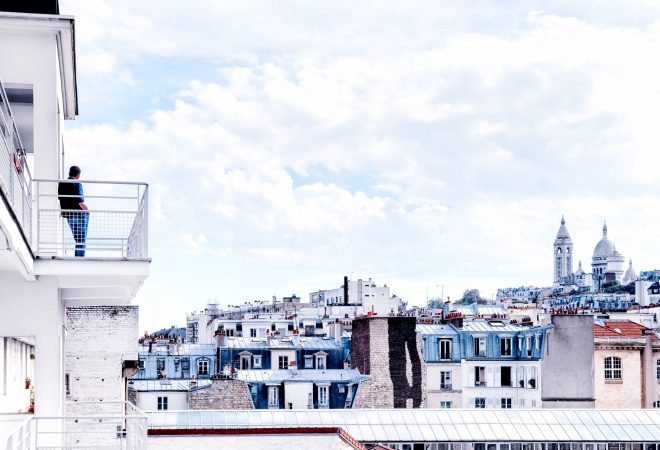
[146,408,660,443]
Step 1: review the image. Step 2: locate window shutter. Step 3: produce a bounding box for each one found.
[486,366,495,387]
[468,367,475,387]
[493,367,501,388]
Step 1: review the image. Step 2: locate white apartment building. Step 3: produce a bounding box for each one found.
[0,4,149,440]
[310,277,398,315]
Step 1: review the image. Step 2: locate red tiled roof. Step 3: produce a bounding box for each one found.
[594,320,659,340]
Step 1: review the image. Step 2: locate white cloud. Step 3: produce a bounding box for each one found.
[59,1,660,330]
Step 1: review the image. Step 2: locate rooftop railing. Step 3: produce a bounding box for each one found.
[34,179,149,259]
[1,402,147,450]
[0,78,32,245]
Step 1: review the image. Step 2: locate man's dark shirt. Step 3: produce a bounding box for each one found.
[58,177,84,214]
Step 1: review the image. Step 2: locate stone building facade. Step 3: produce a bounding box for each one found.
[188,379,254,409]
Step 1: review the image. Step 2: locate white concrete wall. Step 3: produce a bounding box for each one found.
[0,23,64,181]
[136,391,188,411]
[283,382,313,409]
[0,272,63,415]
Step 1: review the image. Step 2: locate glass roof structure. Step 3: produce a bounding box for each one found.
[146,409,660,443]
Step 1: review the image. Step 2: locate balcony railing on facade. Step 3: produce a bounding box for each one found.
[1,402,147,450]
[34,179,149,259]
[0,78,32,245]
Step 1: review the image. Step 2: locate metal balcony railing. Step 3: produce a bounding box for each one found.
[1,402,147,450]
[0,78,32,245]
[34,179,148,258]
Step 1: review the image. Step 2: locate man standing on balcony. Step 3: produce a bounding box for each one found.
[58,166,89,257]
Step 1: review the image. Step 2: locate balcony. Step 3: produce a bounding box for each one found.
[34,179,148,259]
[0,78,32,247]
[1,402,147,450]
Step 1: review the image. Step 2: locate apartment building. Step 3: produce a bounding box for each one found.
[419,319,551,409]
[0,4,149,447]
[594,319,660,408]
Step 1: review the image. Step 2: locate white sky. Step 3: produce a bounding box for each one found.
[59,0,660,332]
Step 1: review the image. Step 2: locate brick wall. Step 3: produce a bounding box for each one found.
[188,379,254,409]
[64,306,139,407]
[351,317,426,408]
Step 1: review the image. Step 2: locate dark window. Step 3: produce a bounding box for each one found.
[501,366,512,387]
[278,356,289,369]
[157,396,168,410]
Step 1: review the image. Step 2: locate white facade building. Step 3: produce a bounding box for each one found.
[310,277,398,315]
[0,7,149,422]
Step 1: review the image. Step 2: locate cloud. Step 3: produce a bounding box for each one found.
[58,1,660,330]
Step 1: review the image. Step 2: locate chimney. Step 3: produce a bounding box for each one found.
[215,328,226,347]
[344,276,349,305]
[643,329,655,408]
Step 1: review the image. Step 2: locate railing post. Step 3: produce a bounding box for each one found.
[34,180,39,255]
[142,184,148,258]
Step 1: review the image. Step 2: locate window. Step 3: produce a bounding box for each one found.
[278,356,289,370]
[654,401,660,408]
[253,355,262,369]
[138,360,145,370]
[316,355,326,369]
[475,366,486,386]
[197,359,209,376]
[604,356,622,380]
[528,366,537,389]
[156,358,165,371]
[304,355,313,369]
[474,337,486,356]
[440,401,452,409]
[268,386,279,409]
[500,337,512,356]
[474,398,486,408]
[157,396,168,411]
[526,336,533,357]
[501,398,512,409]
[240,354,251,370]
[657,360,660,380]
[501,366,512,387]
[319,385,329,407]
[250,329,257,337]
[440,371,452,390]
[440,339,452,360]
[65,373,71,396]
[226,329,235,337]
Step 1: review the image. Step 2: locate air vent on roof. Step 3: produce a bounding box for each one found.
[489,321,505,327]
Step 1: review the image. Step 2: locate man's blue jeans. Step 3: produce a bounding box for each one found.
[66,212,88,257]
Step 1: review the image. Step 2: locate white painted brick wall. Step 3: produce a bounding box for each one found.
[64,306,139,406]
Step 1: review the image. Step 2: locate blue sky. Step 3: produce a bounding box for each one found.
[60,0,660,331]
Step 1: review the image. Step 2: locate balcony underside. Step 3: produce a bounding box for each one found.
[34,257,150,305]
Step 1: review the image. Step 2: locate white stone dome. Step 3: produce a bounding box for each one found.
[623,259,637,284]
[593,222,614,259]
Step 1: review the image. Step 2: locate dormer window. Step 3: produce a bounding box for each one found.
[314,351,327,369]
[474,336,486,357]
[440,339,452,360]
[240,351,252,370]
[304,355,314,369]
[253,355,262,369]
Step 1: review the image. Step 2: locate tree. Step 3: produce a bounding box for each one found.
[601,281,635,294]
[455,288,484,305]
[427,297,445,309]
